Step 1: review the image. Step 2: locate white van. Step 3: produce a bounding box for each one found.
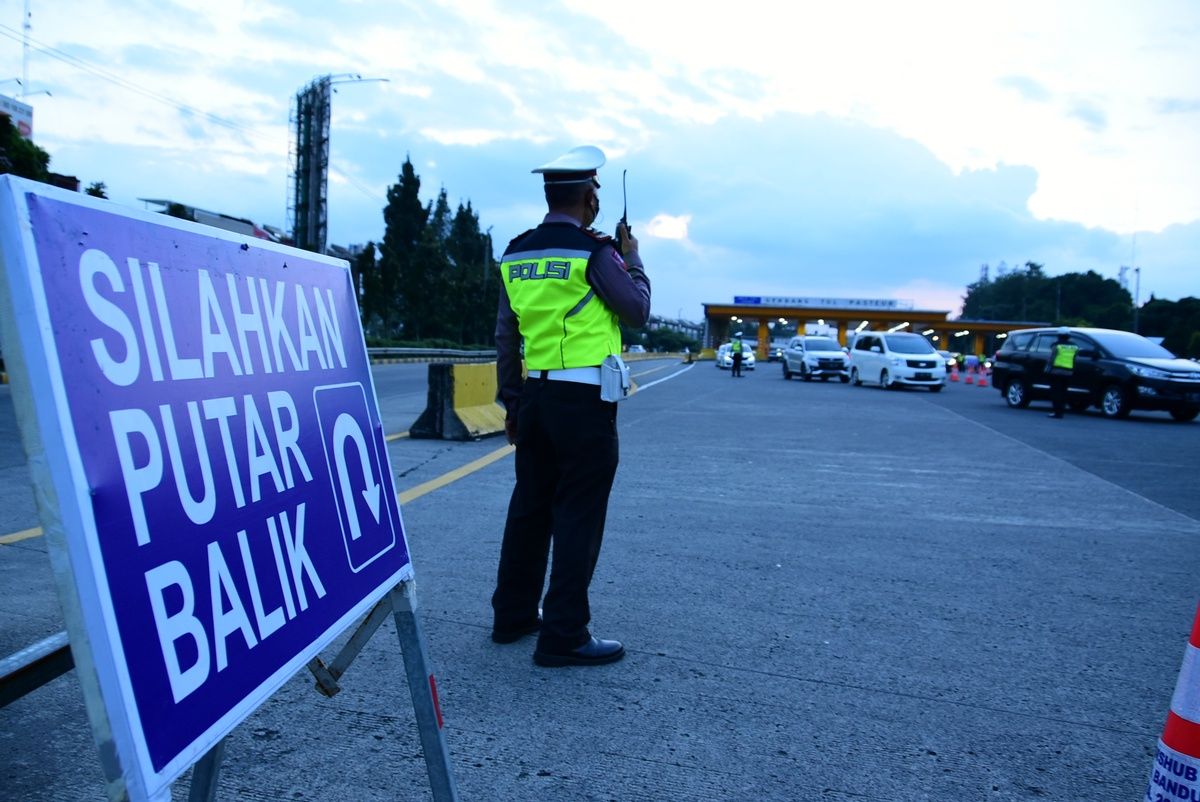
[848,332,946,391]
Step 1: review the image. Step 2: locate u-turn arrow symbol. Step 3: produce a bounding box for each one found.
[333,412,381,539]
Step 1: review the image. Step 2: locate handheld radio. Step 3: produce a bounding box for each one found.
[615,169,631,249]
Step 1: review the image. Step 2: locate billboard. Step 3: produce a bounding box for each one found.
[0,93,33,138]
[0,177,413,799]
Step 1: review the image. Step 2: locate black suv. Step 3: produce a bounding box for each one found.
[992,327,1200,421]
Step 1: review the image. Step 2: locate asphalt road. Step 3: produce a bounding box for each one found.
[2,358,1198,800]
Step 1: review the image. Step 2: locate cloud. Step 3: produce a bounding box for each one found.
[419,128,513,147]
[998,75,1052,103]
[584,111,1190,318]
[1156,97,1200,114]
[1068,101,1108,132]
[645,214,690,240]
[15,0,1198,325]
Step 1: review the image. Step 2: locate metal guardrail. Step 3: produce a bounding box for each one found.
[364,349,690,362]
[367,347,497,361]
[1,631,73,708]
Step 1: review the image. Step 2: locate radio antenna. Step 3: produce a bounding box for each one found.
[620,170,630,236]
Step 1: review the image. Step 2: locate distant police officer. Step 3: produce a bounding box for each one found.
[731,333,744,378]
[491,145,651,667]
[1048,326,1078,418]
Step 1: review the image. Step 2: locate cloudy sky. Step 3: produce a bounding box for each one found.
[4,0,1197,321]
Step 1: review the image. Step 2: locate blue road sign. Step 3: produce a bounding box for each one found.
[313,383,401,572]
[0,178,413,799]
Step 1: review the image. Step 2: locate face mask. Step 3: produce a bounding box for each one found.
[586,190,600,227]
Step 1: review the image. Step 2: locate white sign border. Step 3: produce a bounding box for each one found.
[0,176,414,800]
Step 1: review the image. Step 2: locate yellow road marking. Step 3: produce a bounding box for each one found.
[385,431,410,442]
[0,527,44,545]
[396,443,514,505]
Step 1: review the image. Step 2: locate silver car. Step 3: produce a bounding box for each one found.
[782,336,849,382]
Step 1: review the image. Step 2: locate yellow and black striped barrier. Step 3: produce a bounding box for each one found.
[409,362,507,441]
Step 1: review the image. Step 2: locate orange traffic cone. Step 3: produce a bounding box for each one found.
[964,367,974,385]
[949,366,959,382]
[977,368,989,388]
[1144,603,1200,802]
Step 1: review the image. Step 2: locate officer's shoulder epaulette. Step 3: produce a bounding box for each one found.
[505,228,537,250]
[581,227,615,245]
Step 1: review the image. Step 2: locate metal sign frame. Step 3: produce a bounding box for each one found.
[0,176,456,800]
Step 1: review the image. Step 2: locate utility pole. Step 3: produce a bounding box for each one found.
[1133,267,1141,333]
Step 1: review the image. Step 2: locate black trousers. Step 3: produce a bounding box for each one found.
[1050,370,1070,415]
[731,354,742,377]
[492,378,619,652]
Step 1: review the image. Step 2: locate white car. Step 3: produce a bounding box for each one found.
[848,332,946,391]
[782,335,849,382]
[716,343,756,370]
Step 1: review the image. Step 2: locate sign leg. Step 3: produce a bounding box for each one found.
[388,581,459,802]
[187,738,226,802]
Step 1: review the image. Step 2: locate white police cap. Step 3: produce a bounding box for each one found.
[532,145,606,184]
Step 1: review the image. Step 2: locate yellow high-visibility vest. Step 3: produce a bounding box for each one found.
[1052,343,1078,370]
[500,224,620,370]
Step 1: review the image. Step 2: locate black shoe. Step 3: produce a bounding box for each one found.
[491,618,541,644]
[533,636,625,667]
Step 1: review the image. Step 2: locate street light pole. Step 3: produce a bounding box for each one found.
[22,0,30,98]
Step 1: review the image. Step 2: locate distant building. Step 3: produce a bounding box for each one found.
[647,314,703,339]
[325,243,366,261]
[139,198,281,242]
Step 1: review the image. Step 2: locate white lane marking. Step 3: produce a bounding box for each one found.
[637,363,696,392]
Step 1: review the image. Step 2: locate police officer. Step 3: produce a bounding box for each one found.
[491,146,651,667]
[1048,326,1078,418]
[731,333,744,378]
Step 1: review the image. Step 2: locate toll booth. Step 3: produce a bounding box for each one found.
[703,296,1047,360]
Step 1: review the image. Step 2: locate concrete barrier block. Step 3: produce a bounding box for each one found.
[410,362,506,441]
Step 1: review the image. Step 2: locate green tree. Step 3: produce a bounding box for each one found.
[1139,296,1200,355]
[377,158,428,337]
[963,261,1053,321]
[963,262,1131,327]
[645,327,700,352]
[410,210,451,338]
[85,181,108,199]
[0,115,50,181]
[445,201,497,345]
[1053,270,1132,327]
[368,159,499,344]
[428,189,457,338]
[352,242,379,327]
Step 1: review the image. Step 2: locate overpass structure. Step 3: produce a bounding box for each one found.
[703,296,1049,359]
